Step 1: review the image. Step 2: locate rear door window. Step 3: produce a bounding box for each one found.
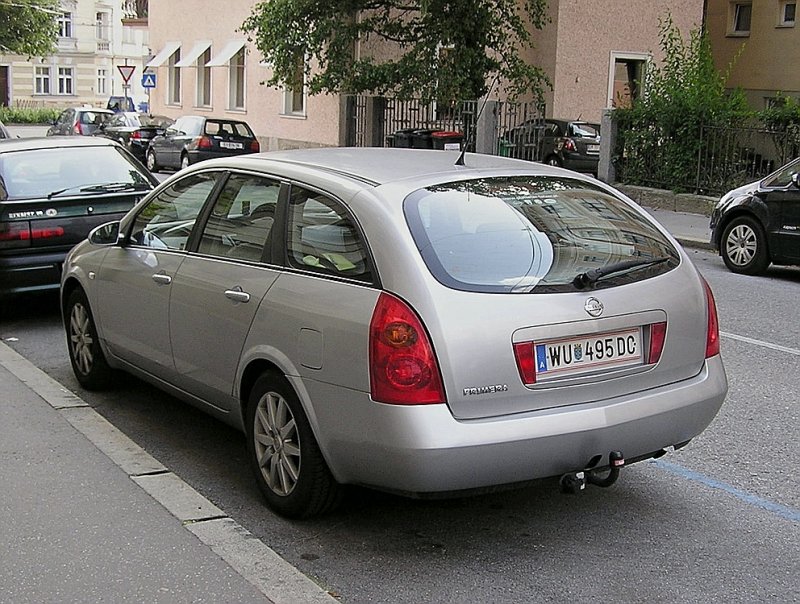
[196,173,280,262]
[404,176,679,293]
[286,185,372,282]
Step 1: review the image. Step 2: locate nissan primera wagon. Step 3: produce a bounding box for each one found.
[61,148,727,518]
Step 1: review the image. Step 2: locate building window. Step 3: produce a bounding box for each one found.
[168,49,181,105]
[197,48,212,107]
[283,57,306,116]
[229,48,245,110]
[731,3,752,34]
[607,52,649,109]
[780,1,796,25]
[97,68,108,95]
[35,66,51,94]
[96,12,110,40]
[57,12,73,38]
[57,67,74,95]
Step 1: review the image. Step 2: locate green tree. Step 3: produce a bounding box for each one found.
[615,15,751,192]
[241,0,550,102]
[0,0,60,57]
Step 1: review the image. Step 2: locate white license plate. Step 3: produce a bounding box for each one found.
[219,141,243,149]
[586,143,600,153]
[535,327,642,380]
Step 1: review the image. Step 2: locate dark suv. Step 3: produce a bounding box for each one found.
[710,156,800,275]
[145,115,260,172]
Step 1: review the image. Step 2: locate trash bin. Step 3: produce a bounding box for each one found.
[410,129,439,149]
[393,128,417,148]
[498,138,515,157]
[432,130,464,151]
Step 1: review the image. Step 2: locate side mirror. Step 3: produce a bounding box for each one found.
[88,221,121,245]
[791,172,800,189]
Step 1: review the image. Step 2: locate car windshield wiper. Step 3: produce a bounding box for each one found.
[47,182,150,199]
[572,256,672,289]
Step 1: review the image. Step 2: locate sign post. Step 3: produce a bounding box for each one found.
[141,71,156,113]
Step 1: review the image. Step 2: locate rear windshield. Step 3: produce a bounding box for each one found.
[0,146,150,200]
[404,176,679,293]
[569,123,599,138]
[204,120,254,138]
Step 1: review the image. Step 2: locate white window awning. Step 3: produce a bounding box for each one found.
[145,41,181,68]
[175,40,212,67]
[206,40,246,67]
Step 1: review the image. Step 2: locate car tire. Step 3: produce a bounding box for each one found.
[721,215,770,275]
[180,154,190,170]
[545,155,562,167]
[246,372,342,519]
[65,288,114,390]
[146,148,160,173]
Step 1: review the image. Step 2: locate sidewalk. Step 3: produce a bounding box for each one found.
[0,205,712,602]
[0,342,337,604]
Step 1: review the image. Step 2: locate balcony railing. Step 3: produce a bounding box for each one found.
[122,0,147,20]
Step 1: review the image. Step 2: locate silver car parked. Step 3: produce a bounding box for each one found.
[61,149,727,518]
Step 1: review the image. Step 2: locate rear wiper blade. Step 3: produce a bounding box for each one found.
[572,256,672,289]
[48,182,149,199]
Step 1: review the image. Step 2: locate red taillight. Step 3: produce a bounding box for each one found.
[562,138,577,152]
[702,278,720,358]
[197,135,213,149]
[648,322,667,365]
[513,341,537,385]
[31,226,65,240]
[369,292,446,405]
[250,139,260,152]
[73,122,83,135]
[0,221,32,248]
[131,130,143,140]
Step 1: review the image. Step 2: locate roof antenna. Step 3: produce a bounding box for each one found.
[455,73,500,167]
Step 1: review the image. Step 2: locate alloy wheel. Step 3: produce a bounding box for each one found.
[253,390,301,496]
[69,302,94,376]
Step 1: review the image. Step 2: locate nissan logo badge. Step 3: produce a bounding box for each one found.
[584,297,604,317]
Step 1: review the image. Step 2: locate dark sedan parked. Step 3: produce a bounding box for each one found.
[0,137,158,297]
[710,156,800,275]
[146,115,259,172]
[96,112,174,163]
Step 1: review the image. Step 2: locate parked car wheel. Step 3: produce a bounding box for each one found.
[246,372,342,518]
[721,215,770,275]
[181,153,190,170]
[544,155,561,167]
[65,288,114,390]
[146,148,160,173]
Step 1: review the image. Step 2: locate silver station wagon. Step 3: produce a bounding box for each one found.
[61,149,727,518]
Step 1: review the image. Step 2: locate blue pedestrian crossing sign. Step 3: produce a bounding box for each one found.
[141,73,157,88]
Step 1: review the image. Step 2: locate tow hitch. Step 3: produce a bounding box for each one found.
[560,451,625,494]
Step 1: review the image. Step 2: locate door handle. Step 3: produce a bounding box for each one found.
[152,273,172,285]
[224,287,251,303]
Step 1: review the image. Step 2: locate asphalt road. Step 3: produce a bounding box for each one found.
[1,249,798,603]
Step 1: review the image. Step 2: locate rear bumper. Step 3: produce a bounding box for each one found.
[304,356,727,494]
[188,148,255,164]
[0,250,67,295]
[562,154,599,173]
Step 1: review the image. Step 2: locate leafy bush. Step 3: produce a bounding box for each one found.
[0,106,61,125]
[615,15,752,192]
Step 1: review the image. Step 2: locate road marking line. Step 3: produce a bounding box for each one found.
[721,331,800,357]
[653,460,800,523]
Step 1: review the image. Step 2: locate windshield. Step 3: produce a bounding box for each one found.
[0,146,151,200]
[570,123,600,138]
[762,157,800,188]
[404,176,679,293]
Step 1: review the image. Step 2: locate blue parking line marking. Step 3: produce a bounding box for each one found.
[651,459,800,523]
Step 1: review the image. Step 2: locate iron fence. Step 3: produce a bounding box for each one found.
[616,122,800,196]
[343,95,544,156]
